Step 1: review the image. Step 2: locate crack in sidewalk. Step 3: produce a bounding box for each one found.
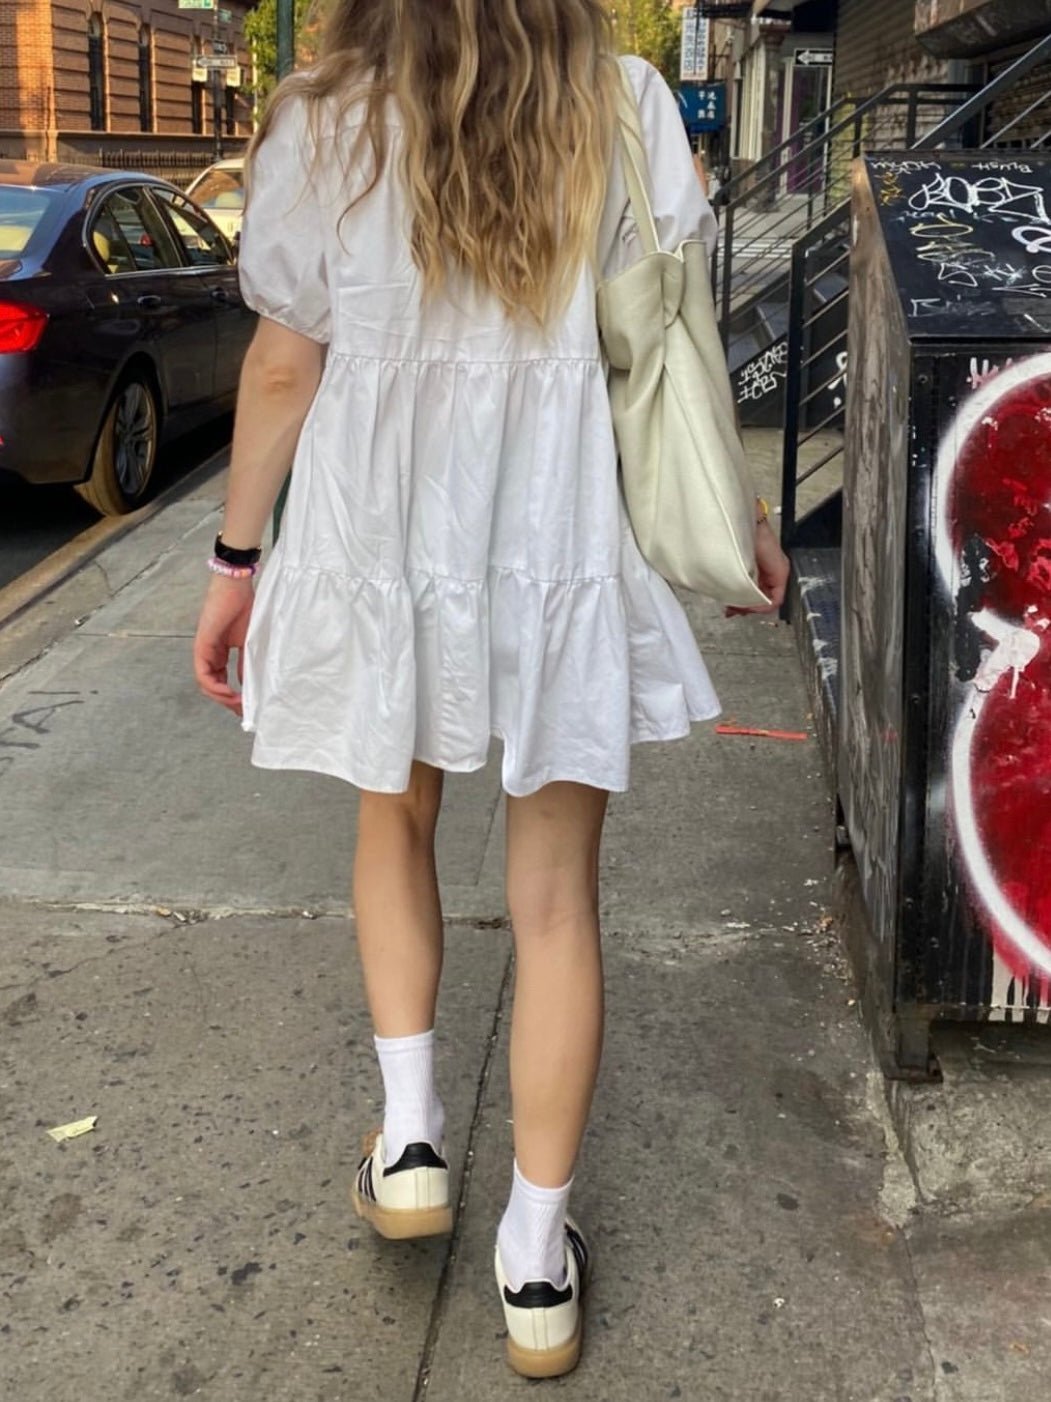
[411,948,514,1400]
[3,898,511,927]
[900,1226,948,1402]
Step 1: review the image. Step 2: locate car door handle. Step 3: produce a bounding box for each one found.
[210,287,231,304]
[137,294,164,310]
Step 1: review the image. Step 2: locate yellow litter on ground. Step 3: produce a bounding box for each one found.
[46,1116,98,1143]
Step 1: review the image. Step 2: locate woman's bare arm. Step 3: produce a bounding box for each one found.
[193,317,323,714]
[218,316,324,549]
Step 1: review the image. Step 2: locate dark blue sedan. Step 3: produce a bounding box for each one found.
[0,161,255,514]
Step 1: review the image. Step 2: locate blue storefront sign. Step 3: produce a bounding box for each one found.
[676,81,727,134]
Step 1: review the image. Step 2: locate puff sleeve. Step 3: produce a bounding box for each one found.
[618,56,719,261]
[238,97,332,343]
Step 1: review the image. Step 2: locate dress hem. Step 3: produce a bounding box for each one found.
[241,704,721,797]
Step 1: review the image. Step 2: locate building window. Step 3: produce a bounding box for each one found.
[138,26,154,132]
[224,86,236,135]
[88,14,106,131]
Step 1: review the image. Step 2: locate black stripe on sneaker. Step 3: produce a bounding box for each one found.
[566,1223,589,1278]
[503,1280,574,1309]
[383,1142,447,1176]
[356,1153,376,1202]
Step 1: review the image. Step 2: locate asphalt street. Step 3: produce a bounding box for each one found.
[0,413,234,591]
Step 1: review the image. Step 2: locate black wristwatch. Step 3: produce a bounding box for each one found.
[214,534,262,568]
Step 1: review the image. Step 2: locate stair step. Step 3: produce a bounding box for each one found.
[731,236,794,260]
[727,332,764,374]
[757,303,789,340]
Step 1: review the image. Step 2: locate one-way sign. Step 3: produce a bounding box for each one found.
[196,54,237,70]
[796,49,834,66]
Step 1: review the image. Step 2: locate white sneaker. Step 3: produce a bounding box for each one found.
[495,1219,590,1378]
[351,1130,453,1240]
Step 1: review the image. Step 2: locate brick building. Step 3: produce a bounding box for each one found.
[0,0,254,180]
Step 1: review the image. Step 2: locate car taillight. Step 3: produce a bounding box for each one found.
[0,302,48,353]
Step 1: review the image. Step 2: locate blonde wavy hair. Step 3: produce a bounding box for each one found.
[252,0,621,325]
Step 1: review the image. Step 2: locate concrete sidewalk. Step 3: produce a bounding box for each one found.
[2,450,1050,1401]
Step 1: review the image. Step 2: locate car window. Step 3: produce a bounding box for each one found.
[89,203,136,275]
[90,187,181,274]
[0,187,59,258]
[189,168,245,213]
[152,189,233,268]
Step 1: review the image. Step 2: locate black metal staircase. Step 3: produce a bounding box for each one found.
[777,33,1051,558]
[746,33,1051,778]
[714,83,977,428]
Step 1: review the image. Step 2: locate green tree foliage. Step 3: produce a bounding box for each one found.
[606,0,682,85]
[242,2,682,102]
[243,0,318,101]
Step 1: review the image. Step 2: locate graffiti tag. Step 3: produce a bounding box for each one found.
[736,339,787,404]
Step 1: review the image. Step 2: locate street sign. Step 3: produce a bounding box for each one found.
[178,0,215,9]
[218,7,233,19]
[211,39,232,54]
[196,54,237,70]
[680,6,710,82]
[677,82,727,134]
[796,49,834,66]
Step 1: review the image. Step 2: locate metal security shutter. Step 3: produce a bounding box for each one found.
[835,0,948,99]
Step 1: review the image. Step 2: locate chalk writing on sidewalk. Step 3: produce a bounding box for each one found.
[0,691,84,777]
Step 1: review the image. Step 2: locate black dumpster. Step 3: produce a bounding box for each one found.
[841,151,1051,1075]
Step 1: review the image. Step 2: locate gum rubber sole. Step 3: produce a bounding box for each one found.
[505,1325,583,1379]
[351,1187,453,1240]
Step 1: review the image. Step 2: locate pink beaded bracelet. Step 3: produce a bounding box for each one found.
[207,556,258,580]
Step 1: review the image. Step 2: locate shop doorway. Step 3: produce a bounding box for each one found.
[778,52,834,196]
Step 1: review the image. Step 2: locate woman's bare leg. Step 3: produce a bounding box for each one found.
[353,761,445,1037]
[505,781,609,1187]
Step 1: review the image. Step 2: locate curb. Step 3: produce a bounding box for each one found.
[0,446,229,635]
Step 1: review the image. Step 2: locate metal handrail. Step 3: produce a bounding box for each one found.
[778,31,1051,553]
[721,83,975,216]
[981,88,1051,147]
[714,83,974,211]
[914,32,1051,149]
[796,443,843,488]
[712,96,855,209]
[717,82,976,342]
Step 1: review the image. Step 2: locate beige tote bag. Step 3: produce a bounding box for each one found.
[597,75,769,608]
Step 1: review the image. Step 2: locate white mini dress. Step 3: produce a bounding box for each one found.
[238,56,721,796]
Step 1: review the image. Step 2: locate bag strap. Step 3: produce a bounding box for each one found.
[614,65,661,257]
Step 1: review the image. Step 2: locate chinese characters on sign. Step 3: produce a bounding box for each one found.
[677,82,727,134]
[680,6,711,82]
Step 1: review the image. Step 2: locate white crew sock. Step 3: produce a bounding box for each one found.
[373,1029,445,1167]
[497,1162,573,1291]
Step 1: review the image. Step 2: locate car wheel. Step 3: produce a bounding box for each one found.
[75,375,159,516]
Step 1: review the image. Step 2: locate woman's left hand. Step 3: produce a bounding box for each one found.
[194,575,255,715]
[725,519,790,617]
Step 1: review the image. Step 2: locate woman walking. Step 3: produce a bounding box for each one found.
[194,0,788,1379]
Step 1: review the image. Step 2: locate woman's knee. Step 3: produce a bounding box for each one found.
[507,876,599,941]
[359,762,444,839]
[504,782,607,928]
